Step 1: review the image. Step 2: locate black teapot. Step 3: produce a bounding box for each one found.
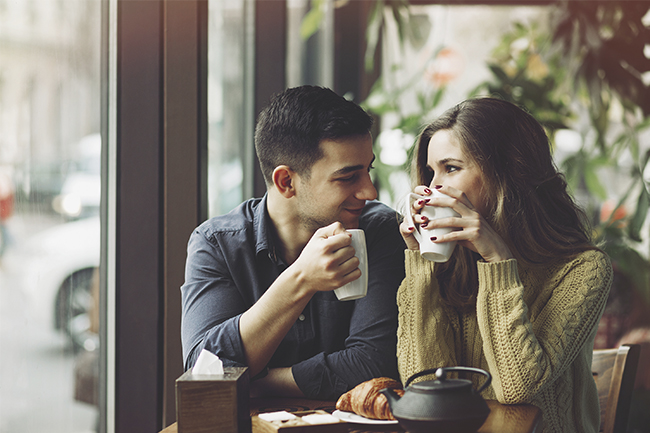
[382,366,492,433]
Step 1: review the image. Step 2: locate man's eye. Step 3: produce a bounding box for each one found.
[338,175,356,182]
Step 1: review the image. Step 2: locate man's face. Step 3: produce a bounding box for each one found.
[294,134,377,231]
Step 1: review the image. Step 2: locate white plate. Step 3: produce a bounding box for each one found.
[332,410,399,425]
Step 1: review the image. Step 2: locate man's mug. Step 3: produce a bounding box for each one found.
[334,229,368,301]
[403,191,460,262]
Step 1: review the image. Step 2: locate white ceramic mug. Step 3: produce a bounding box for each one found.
[333,229,368,301]
[403,191,460,262]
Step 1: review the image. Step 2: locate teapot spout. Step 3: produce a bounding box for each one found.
[380,387,401,411]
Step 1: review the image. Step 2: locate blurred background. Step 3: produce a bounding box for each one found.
[0,1,649,432]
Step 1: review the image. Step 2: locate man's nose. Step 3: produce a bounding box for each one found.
[357,173,378,201]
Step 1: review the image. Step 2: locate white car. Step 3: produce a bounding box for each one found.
[2,216,100,351]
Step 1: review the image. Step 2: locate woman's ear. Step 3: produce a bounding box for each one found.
[272,165,296,198]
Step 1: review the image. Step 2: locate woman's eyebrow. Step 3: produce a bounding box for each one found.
[439,157,464,165]
[427,157,464,169]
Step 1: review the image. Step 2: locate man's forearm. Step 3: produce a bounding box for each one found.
[239,267,313,376]
[250,367,305,398]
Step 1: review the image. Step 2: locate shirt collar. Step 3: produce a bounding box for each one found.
[253,193,280,262]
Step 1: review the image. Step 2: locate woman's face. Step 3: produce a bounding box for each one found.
[426,129,489,215]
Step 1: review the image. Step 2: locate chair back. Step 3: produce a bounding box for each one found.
[592,344,640,433]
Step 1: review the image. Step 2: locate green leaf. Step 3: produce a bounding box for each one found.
[628,187,650,242]
[364,0,384,72]
[407,13,431,50]
[300,0,324,40]
[583,156,610,200]
[431,87,445,108]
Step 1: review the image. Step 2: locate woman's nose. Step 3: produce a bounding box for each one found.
[429,172,443,189]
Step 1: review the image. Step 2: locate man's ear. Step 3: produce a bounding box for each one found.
[272,165,296,198]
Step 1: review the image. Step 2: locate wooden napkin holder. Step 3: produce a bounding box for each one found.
[176,367,250,433]
[252,410,347,433]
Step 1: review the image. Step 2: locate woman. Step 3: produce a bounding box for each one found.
[397,98,612,433]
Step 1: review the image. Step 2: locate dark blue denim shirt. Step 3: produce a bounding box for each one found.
[180,194,405,399]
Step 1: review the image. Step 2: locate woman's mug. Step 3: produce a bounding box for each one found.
[403,190,460,262]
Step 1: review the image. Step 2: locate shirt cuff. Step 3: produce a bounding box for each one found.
[291,353,348,400]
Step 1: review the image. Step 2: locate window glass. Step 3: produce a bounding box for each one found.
[0,1,101,431]
[207,0,248,217]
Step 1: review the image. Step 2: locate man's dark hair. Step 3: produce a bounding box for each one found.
[254,85,373,185]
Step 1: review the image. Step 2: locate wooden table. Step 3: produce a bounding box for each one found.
[161,397,542,433]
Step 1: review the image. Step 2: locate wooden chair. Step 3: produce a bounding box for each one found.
[592,344,640,433]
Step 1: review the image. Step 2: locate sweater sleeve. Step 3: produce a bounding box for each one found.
[475,250,612,404]
[396,250,458,385]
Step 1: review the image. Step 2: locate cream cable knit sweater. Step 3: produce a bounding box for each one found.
[396,249,612,433]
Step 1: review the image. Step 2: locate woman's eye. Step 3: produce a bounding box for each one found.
[446,165,459,173]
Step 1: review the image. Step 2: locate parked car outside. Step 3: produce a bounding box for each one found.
[52,133,101,220]
[2,216,100,351]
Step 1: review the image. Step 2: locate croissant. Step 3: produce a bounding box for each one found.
[335,377,404,420]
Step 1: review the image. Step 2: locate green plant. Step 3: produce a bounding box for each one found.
[302,3,650,298]
[550,1,650,302]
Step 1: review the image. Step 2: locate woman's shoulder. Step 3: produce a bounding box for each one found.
[568,248,611,270]
[524,249,612,287]
[551,248,613,290]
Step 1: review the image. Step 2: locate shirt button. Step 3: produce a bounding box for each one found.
[298,314,305,321]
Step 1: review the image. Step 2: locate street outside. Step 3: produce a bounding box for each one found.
[0,212,97,433]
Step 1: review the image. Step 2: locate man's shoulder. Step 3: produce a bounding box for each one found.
[360,200,399,227]
[196,198,262,240]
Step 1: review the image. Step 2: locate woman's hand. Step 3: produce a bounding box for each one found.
[399,186,431,251]
[403,185,514,263]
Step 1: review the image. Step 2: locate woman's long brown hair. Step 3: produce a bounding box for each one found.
[412,98,597,309]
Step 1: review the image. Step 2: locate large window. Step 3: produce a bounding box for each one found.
[0,0,101,431]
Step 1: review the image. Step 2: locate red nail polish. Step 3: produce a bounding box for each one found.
[430,236,437,241]
[424,188,432,194]
[417,200,424,205]
[434,185,442,189]
[421,222,428,228]
[424,198,431,203]
[408,227,415,231]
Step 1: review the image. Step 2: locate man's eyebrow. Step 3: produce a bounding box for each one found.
[331,155,375,176]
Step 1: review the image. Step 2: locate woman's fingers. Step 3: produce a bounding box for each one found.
[399,220,420,250]
[413,185,433,196]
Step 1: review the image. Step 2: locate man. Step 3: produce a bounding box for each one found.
[180,85,405,399]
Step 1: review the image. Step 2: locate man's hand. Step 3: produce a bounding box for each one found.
[291,222,362,295]
[239,222,362,379]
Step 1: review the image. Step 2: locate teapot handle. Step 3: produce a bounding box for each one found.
[405,366,492,393]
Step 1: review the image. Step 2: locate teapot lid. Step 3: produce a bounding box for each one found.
[405,367,492,395]
[409,377,473,392]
